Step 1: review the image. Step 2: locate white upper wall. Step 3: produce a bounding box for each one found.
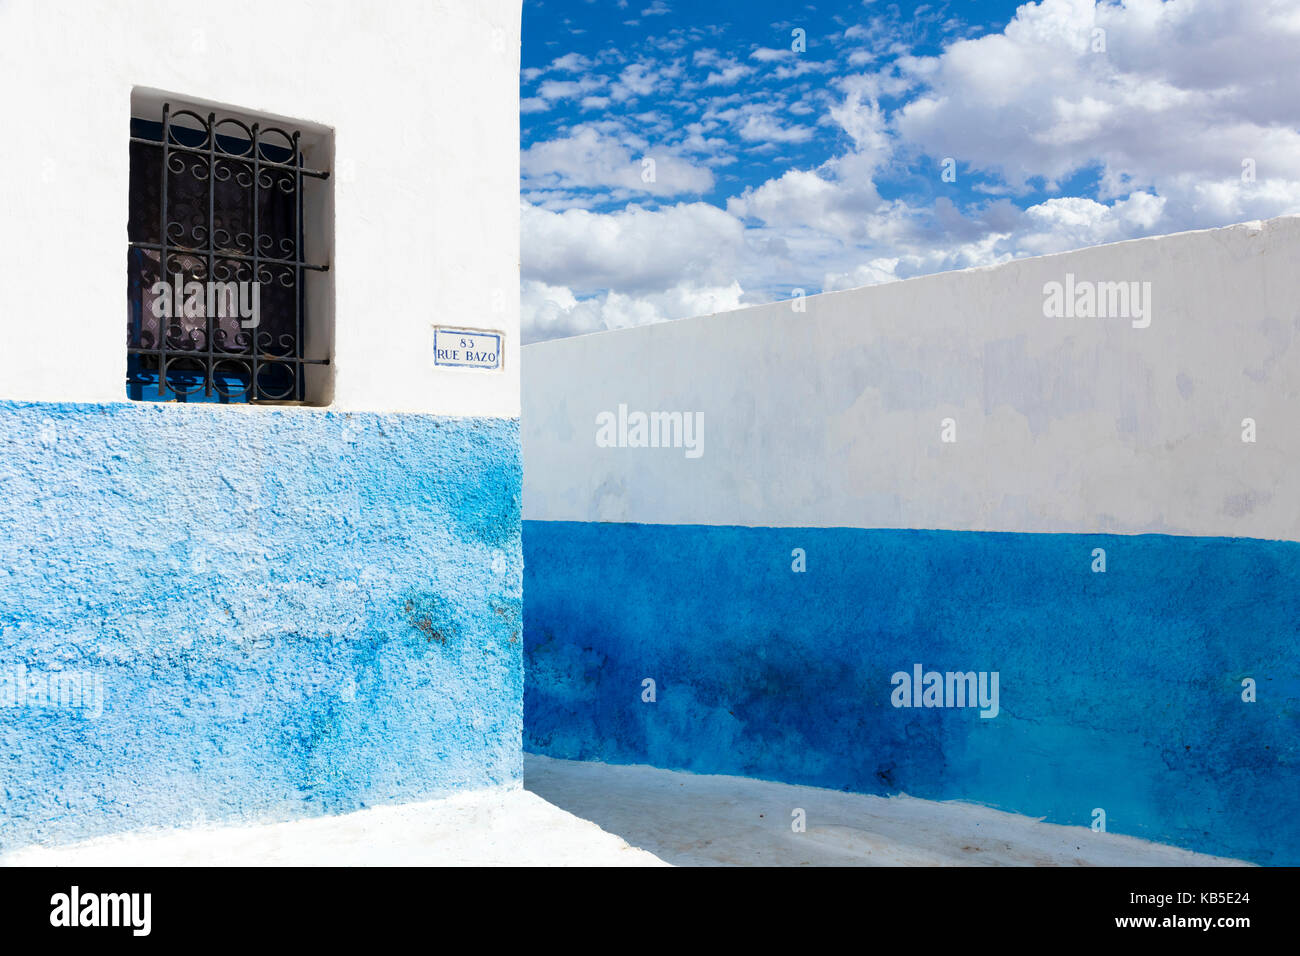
[523,216,1300,541]
[0,0,521,417]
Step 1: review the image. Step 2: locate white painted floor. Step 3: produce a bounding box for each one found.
[1,783,663,867]
[1,754,1249,866]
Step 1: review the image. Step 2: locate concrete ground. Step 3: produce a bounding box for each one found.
[1,754,1248,866]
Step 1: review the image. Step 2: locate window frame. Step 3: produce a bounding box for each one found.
[126,99,332,405]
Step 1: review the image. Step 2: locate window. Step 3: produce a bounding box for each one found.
[127,99,331,403]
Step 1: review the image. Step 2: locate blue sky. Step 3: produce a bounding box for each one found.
[519,0,1300,341]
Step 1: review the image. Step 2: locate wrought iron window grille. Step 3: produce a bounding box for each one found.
[127,103,330,404]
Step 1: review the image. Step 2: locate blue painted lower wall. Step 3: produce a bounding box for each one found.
[524,520,1300,865]
[0,401,522,852]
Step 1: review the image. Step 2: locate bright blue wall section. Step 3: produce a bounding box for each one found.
[524,520,1300,865]
[0,401,522,852]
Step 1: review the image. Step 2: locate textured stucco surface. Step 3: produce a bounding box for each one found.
[0,401,522,852]
[524,520,1300,865]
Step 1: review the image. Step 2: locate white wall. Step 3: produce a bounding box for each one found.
[523,216,1300,541]
[0,0,521,418]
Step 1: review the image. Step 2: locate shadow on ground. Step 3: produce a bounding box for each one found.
[523,752,1251,867]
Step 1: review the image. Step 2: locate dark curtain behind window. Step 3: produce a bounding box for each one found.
[127,117,300,399]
